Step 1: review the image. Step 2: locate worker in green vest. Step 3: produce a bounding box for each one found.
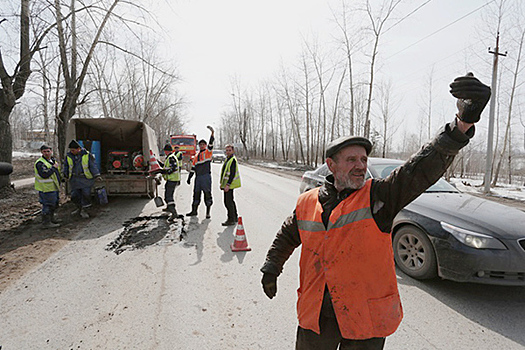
[34,144,62,229]
[160,143,182,219]
[219,144,241,226]
[62,140,101,219]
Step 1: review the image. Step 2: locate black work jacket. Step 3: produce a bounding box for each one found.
[261,119,474,276]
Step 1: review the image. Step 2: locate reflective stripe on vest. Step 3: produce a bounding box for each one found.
[67,152,93,179]
[193,149,212,166]
[220,155,241,189]
[162,152,181,182]
[295,180,402,340]
[34,157,60,192]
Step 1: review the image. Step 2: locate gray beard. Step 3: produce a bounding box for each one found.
[334,177,366,192]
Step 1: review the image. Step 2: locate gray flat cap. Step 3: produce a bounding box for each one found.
[326,136,373,158]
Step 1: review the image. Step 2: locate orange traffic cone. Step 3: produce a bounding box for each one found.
[231,217,251,252]
[148,150,162,174]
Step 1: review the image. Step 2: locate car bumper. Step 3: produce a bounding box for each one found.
[433,236,525,286]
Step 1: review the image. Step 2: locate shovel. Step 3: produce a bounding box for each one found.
[154,182,164,207]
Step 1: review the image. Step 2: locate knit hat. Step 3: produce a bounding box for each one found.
[68,139,81,149]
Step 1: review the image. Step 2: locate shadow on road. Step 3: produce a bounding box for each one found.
[185,216,210,265]
[396,269,525,346]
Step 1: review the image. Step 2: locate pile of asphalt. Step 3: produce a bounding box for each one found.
[106,215,185,255]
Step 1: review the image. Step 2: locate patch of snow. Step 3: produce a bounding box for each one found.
[12,151,40,159]
[450,177,525,202]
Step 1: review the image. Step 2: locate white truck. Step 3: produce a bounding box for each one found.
[66,117,161,198]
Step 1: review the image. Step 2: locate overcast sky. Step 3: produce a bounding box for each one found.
[152,0,495,145]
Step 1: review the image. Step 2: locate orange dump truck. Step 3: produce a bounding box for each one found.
[170,134,197,171]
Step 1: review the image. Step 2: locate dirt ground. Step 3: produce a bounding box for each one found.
[1,158,525,294]
[0,157,103,292]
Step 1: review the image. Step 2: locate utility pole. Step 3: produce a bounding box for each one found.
[484,33,507,194]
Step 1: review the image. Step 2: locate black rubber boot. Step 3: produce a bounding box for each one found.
[186,205,198,216]
[50,209,62,224]
[42,214,60,229]
[205,205,211,219]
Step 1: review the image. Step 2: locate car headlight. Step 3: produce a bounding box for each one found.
[440,222,507,250]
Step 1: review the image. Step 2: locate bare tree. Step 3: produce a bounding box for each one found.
[362,0,402,139]
[492,6,525,186]
[53,0,124,158]
[0,0,56,187]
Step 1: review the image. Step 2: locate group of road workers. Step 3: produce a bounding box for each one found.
[158,125,241,225]
[32,72,492,350]
[34,124,241,229]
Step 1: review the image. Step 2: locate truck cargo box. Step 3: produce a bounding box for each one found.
[66,118,160,198]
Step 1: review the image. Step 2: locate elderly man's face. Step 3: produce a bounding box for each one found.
[326,145,368,191]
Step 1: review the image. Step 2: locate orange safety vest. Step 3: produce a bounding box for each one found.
[295,180,403,339]
[192,149,213,166]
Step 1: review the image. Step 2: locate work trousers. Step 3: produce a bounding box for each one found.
[296,288,386,350]
[164,180,180,207]
[39,191,59,215]
[71,186,92,208]
[223,189,238,222]
[192,173,213,207]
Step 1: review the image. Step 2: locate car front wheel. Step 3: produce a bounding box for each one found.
[393,226,437,280]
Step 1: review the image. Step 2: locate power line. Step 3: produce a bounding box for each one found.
[385,0,495,61]
[383,0,434,34]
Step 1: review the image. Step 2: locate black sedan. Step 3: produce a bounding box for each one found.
[299,158,525,286]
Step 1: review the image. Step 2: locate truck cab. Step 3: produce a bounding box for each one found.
[170,135,197,171]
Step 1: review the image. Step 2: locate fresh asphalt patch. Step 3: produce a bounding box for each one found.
[106,215,187,255]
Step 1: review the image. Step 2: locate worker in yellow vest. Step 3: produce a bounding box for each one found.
[261,73,491,349]
[159,143,182,219]
[62,140,101,219]
[34,144,62,229]
[219,144,241,226]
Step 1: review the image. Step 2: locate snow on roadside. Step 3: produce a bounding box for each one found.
[12,151,40,159]
[450,177,525,202]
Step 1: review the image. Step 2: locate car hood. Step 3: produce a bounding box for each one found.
[405,192,525,239]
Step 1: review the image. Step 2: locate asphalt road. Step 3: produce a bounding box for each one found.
[0,163,524,349]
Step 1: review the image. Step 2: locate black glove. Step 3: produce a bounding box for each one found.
[449,72,491,123]
[261,273,278,299]
[186,177,191,185]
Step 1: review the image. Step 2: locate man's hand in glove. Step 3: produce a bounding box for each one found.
[186,177,191,185]
[261,273,278,299]
[449,72,491,123]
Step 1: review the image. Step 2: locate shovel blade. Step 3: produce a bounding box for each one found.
[154,196,164,207]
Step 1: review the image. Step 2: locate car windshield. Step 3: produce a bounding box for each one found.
[369,162,458,193]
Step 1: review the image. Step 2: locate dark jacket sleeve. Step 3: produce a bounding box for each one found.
[208,135,214,150]
[227,157,237,185]
[261,211,302,276]
[165,155,179,174]
[372,119,474,233]
[88,152,100,177]
[36,160,56,179]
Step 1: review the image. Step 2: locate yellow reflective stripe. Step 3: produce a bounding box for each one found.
[327,207,372,231]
